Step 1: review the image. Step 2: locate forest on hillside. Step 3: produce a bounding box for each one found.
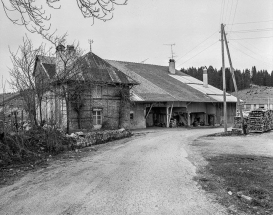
[181,66,273,92]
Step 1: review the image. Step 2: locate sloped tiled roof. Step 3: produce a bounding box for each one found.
[35,52,137,86]
[42,63,56,78]
[34,55,56,78]
[79,53,138,85]
[107,60,237,103]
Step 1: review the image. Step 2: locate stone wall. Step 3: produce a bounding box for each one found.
[68,84,131,130]
[70,129,132,148]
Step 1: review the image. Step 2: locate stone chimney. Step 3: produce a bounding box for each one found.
[56,44,65,75]
[56,44,76,75]
[66,45,75,53]
[169,59,176,74]
[203,68,208,88]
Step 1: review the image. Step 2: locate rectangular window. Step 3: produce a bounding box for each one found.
[130,112,134,120]
[93,109,102,125]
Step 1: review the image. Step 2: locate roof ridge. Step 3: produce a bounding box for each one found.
[106,59,172,68]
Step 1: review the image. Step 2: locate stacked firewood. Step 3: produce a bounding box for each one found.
[248,109,273,133]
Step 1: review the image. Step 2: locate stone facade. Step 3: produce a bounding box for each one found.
[40,84,131,131]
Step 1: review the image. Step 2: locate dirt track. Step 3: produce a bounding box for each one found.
[0,128,228,215]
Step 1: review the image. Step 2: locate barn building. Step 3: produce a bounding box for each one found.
[108,59,238,129]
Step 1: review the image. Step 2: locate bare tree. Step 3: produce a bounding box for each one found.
[2,0,128,33]
[52,42,87,133]
[9,36,51,125]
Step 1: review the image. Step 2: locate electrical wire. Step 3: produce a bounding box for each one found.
[220,0,224,24]
[222,0,226,23]
[229,0,238,32]
[230,33,273,62]
[229,35,273,40]
[232,33,269,54]
[228,28,273,33]
[177,40,219,67]
[232,40,272,63]
[227,20,273,25]
[227,0,234,26]
[176,31,218,63]
[224,0,229,24]
[229,43,273,68]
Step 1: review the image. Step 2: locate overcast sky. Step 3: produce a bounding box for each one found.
[1,0,273,91]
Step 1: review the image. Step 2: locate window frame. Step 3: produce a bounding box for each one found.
[93,108,103,125]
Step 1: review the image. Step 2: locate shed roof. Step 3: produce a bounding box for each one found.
[107,60,238,103]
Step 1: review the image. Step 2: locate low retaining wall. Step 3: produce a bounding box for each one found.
[68,129,132,148]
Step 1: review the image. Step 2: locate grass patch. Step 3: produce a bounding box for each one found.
[196,154,273,215]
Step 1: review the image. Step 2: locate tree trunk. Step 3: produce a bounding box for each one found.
[39,99,43,125]
[65,97,70,134]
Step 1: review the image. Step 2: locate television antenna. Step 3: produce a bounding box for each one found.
[140,58,149,64]
[164,43,176,59]
[88,39,94,52]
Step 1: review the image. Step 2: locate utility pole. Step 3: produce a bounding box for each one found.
[164,44,176,59]
[88,39,94,52]
[223,27,245,134]
[221,24,227,132]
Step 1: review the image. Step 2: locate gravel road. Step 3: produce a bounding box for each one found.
[0,128,228,215]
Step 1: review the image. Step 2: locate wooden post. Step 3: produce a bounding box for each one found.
[166,106,169,127]
[223,27,244,133]
[187,112,191,126]
[221,23,227,132]
[168,102,174,126]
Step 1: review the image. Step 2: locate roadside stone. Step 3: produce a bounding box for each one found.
[241,194,253,203]
[71,129,132,149]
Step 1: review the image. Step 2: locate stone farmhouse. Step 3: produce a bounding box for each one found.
[33,45,238,131]
[33,45,138,131]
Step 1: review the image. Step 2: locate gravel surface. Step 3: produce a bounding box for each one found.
[0,128,228,215]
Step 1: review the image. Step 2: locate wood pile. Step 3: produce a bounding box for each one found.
[233,116,248,129]
[233,116,249,134]
[248,109,273,133]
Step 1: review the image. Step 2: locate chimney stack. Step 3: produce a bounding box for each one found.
[56,44,65,52]
[169,59,176,74]
[203,68,208,88]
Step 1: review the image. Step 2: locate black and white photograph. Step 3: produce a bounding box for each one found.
[0,0,273,214]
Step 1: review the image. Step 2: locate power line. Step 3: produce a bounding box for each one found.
[224,0,229,21]
[232,40,273,63]
[177,40,218,67]
[229,0,238,32]
[227,0,234,26]
[176,31,218,62]
[229,43,273,68]
[220,0,224,24]
[227,19,273,25]
[228,28,273,33]
[232,33,269,54]
[229,35,273,40]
